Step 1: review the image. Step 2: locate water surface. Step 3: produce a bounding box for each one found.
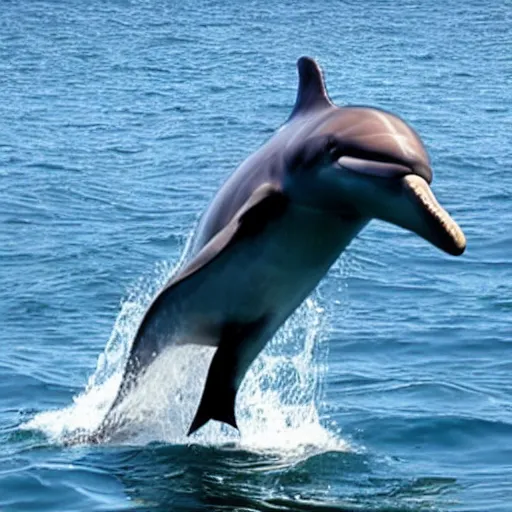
[1,1,511,510]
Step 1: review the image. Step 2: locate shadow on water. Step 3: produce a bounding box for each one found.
[83,442,456,512]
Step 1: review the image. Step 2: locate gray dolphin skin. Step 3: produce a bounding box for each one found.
[97,57,466,440]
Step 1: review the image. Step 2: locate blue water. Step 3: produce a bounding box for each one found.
[1,0,511,510]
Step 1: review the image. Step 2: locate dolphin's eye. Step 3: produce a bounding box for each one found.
[325,137,340,159]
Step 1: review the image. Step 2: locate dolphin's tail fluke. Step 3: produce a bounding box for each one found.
[186,327,244,436]
[187,376,238,436]
[187,317,268,436]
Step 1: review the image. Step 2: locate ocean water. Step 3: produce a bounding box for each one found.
[1,0,511,510]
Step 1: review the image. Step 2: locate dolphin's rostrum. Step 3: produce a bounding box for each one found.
[96,57,466,440]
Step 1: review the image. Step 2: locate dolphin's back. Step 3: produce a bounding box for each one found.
[189,56,336,257]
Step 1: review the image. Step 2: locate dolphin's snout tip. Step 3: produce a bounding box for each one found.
[402,174,466,257]
[444,233,466,256]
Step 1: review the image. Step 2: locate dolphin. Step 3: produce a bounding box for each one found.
[97,57,466,440]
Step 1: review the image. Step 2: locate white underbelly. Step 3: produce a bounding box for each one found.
[181,206,366,333]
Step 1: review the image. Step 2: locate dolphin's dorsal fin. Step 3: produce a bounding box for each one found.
[289,57,332,119]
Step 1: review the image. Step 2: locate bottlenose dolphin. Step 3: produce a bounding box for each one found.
[97,57,466,439]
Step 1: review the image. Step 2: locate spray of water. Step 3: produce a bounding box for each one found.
[23,251,349,453]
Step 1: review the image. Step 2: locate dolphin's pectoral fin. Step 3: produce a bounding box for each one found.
[169,183,287,286]
[235,186,288,238]
[188,318,267,436]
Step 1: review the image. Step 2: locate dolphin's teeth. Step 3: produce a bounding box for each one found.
[403,175,466,254]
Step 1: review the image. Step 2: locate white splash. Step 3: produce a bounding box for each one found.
[23,255,348,453]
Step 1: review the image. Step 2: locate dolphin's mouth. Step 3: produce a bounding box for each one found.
[401,174,466,256]
[339,156,412,180]
[338,154,432,184]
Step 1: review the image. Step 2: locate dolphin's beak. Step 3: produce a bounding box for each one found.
[337,156,466,255]
[388,174,466,256]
